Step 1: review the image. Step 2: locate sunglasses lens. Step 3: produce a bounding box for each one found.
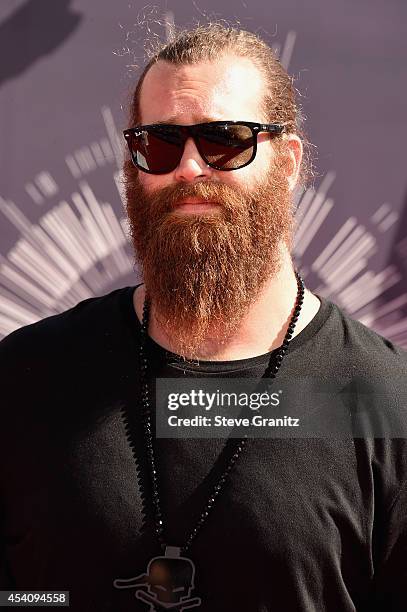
[129,126,184,173]
[196,124,254,169]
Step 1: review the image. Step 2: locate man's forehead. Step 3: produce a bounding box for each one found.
[138,56,266,124]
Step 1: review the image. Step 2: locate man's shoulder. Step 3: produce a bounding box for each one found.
[0,286,133,363]
[321,296,407,376]
[0,286,138,415]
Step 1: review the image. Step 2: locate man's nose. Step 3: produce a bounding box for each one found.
[174,137,212,182]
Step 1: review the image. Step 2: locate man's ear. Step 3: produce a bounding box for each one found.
[283,134,303,191]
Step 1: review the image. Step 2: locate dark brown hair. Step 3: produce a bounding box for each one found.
[128,23,312,184]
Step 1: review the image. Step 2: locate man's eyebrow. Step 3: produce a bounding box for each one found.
[152,115,221,125]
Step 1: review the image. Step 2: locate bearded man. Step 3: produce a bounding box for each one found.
[1,24,407,612]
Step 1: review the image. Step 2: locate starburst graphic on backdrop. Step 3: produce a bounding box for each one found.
[292,174,407,347]
[0,106,137,338]
[0,27,406,347]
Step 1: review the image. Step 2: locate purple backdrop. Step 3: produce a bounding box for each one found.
[0,0,406,346]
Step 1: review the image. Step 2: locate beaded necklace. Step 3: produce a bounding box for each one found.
[114,271,304,610]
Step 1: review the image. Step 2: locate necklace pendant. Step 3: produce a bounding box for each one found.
[114,546,202,610]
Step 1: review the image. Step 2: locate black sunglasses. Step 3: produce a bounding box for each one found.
[123,121,286,174]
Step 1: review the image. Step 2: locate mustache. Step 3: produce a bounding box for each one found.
[142,180,251,214]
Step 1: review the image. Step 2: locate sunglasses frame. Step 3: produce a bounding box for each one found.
[123,121,286,174]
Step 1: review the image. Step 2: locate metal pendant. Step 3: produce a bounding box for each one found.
[114,546,202,610]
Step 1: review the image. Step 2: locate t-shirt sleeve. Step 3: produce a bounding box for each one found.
[0,328,31,591]
[0,509,12,588]
[370,480,407,610]
[0,339,12,588]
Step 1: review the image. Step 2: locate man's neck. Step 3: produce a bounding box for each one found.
[133,252,321,362]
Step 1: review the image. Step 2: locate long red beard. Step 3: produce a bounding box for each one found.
[123,158,294,359]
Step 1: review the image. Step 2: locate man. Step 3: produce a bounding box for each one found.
[1,24,407,612]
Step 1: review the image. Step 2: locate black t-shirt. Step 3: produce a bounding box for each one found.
[1,286,407,611]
